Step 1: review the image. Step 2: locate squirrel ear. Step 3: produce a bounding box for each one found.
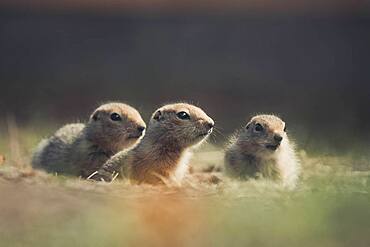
[91,111,99,121]
[153,110,163,121]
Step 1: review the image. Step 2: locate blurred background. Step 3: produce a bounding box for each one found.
[0,0,369,154]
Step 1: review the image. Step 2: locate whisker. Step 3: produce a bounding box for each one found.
[214,125,225,131]
[214,127,226,137]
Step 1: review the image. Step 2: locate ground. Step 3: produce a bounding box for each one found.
[0,126,369,247]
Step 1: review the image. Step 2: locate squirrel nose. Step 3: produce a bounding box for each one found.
[274,134,283,142]
[137,126,146,133]
[207,122,214,130]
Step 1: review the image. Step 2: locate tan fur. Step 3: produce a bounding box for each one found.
[92,103,214,185]
[32,102,146,177]
[225,114,300,188]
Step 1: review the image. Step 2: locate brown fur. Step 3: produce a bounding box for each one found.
[32,102,146,177]
[92,103,214,185]
[225,114,300,188]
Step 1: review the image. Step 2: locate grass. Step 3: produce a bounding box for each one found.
[0,122,369,247]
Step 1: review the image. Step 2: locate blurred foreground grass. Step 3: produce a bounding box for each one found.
[0,124,369,247]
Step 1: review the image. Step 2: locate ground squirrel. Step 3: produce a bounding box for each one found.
[32,102,146,177]
[224,114,300,188]
[91,103,214,185]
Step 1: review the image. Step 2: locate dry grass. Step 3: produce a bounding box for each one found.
[0,121,369,247]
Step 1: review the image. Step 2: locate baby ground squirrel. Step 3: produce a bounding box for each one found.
[32,102,146,177]
[224,114,300,188]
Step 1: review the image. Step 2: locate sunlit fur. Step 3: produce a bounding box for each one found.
[95,103,214,185]
[225,114,300,188]
[32,102,146,177]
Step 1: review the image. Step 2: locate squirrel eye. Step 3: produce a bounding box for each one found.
[110,113,122,121]
[176,111,190,120]
[254,123,263,132]
[246,124,250,130]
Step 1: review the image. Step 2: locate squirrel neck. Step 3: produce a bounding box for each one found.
[83,127,117,157]
[134,129,187,166]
